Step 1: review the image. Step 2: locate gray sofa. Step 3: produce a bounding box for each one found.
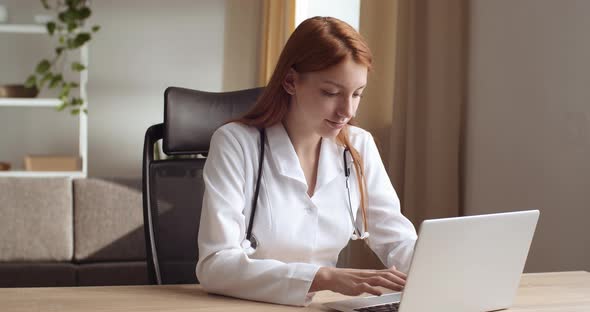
[0,177,148,287]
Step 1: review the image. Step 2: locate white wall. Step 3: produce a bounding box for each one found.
[466,0,590,272]
[88,0,227,177]
[0,0,261,177]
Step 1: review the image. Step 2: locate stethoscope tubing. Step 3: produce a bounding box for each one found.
[242,129,369,255]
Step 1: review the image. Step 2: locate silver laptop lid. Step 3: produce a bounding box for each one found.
[323,210,539,312]
[399,210,539,312]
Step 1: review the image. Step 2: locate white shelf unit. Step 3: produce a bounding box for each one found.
[0,24,88,178]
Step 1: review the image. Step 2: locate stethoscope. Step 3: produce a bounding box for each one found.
[343,148,370,241]
[241,128,369,255]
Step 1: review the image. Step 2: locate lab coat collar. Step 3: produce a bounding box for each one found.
[266,123,345,192]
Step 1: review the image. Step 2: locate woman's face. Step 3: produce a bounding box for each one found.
[284,55,368,138]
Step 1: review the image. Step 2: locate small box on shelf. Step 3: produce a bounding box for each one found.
[0,162,10,171]
[24,155,81,172]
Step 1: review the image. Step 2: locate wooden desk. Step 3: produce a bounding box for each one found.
[1,271,588,311]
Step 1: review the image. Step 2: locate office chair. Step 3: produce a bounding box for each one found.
[142,86,264,284]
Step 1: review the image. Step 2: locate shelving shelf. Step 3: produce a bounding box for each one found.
[0,171,85,178]
[0,24,88,178]
[0,98,61,107]
[0,24,46,34]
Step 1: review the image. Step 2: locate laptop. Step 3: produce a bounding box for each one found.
[324,210,540,312]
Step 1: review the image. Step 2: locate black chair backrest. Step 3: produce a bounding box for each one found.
[142,86,263,284]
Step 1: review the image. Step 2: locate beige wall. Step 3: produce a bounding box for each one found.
[465,0,590,272]
[223,0,262,91]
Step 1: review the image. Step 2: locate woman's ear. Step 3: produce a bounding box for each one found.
[282,68,297,95]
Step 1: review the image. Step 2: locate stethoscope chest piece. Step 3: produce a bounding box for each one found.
[241,236,258,255]
[351,231,370,240]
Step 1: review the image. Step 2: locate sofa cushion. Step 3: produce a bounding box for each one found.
[0,177,73,261]
[0,263,76,287]
[76,261,148,286]
[73,178,145,262]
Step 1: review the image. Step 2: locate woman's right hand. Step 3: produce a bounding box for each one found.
[309,266,407,296]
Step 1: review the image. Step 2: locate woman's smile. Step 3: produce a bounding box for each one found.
[326,119,346,129]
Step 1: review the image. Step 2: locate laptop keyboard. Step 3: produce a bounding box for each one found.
[354,302,400,312]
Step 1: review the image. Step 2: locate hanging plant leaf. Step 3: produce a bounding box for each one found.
[71,97,84,106]
[66,0,82,7]
[47,22,56,35]
[57,12,65,23]
[71,62,86,72]
[78,8,91,19]
[39,72,54,89]
[49,74,63,88]
[25,75,37,88]
[35,59,51,74]
[72,32,91,48]
[59,8,78,24]
[67,22,77,33]
[56,100,68,112]
[58,83,71,98]
[91,25,100,32]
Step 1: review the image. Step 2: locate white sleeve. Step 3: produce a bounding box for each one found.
[359,133,418,273]
[196,127,320,306]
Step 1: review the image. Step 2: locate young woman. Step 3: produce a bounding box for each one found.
[196,16,417,306]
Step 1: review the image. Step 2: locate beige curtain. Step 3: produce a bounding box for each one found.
[358,0,468,228]
[258,0,296,86]
[340,0,468,269]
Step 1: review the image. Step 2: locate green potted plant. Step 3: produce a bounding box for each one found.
[24,0,100,115]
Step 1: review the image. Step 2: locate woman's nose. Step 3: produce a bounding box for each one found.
[336,96,354,119]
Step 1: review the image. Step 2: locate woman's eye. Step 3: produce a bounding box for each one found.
[322,90,338,97]
[353,93,363,98]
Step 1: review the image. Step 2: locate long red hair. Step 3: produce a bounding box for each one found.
[235,16,372,231]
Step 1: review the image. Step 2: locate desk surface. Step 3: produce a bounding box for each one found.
[1,271,588,311]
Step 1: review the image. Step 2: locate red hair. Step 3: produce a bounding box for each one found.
[236,16,372,231]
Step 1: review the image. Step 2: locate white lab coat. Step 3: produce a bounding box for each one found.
[196,122,417,306]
